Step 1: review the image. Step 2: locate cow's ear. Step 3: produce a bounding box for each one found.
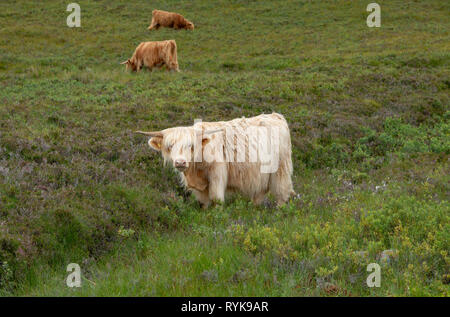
[202,137,210,147]
[148,136,163,151]
[201,128,223,147]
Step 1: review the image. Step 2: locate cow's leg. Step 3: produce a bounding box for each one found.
[252,191,266,206]
[208,164,227,204]
[269,162,294,206]
[252,174,270,206]
[192,189,211,209]
[132,60,141,72]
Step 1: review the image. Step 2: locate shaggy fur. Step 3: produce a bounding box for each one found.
[148,9,194,30]
[138,113,295,208]
[121,40,179,72]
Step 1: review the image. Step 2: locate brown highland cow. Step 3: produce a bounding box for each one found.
[121,40,179,72]
[148,9,194,30]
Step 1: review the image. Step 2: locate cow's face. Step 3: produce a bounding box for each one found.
[186,22,194,30]
[137,127,212,172]
[120,59,138,71]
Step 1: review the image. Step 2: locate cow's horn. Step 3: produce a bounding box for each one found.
[204,128,224,135]
[120,60,128,65]
[135,131,163,137]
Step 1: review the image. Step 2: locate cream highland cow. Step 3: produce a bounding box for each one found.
[136,113,295,208]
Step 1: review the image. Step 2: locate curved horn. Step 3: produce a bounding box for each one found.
[135,131,163,137]
[120,60,129,65]
[203,128,224,135]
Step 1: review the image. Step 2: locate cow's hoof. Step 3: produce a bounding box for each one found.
[263,198,275,209]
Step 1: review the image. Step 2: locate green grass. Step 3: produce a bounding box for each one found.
[0,0,449,296]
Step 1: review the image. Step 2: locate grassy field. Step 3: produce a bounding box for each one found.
[0,0,449,296]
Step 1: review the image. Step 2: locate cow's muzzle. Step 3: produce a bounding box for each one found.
[174,159,187,171]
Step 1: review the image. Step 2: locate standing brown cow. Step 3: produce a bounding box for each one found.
[148,9,194,30]
[121,40,179,72]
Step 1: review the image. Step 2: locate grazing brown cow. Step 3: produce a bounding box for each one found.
[121,40,179,72]
[148,9,194,30]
